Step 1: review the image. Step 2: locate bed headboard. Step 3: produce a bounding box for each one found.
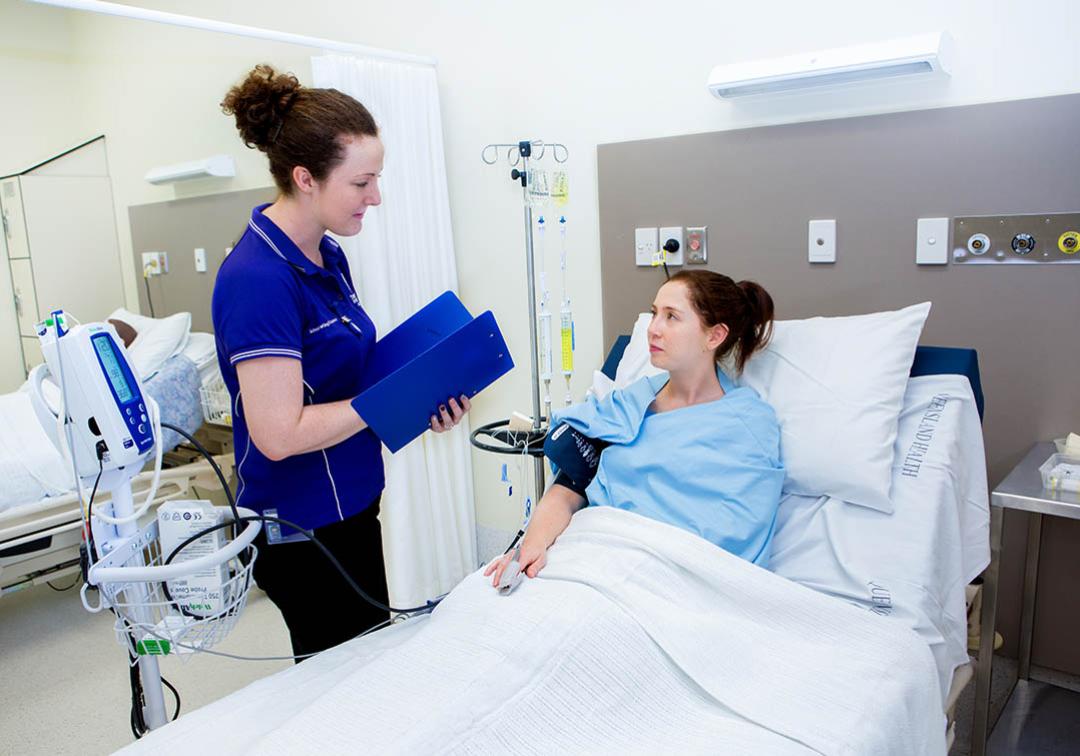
[600,339,984,422]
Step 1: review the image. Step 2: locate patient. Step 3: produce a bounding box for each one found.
[486,270,784,588]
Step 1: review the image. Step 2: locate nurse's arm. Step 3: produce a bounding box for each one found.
[236,357,367,461]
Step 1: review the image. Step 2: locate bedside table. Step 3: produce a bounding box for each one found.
[972,441,1080,756]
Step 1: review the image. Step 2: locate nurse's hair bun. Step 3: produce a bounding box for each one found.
[221,64,378,195]
[221,64,302,151]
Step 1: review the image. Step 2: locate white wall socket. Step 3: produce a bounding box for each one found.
[808,219,836,263]
[635,227,658,267]
[915,217,949,265]
[141,251,165,276]
[194,247,207,273]
[659,226,685,266]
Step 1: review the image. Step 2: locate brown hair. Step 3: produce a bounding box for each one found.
[667,270,775,372]
[221,64,378,195]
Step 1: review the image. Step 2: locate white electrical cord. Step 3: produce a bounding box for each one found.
[52,316,92,537]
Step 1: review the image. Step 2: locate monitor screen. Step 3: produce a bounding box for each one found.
[93,335,134,404]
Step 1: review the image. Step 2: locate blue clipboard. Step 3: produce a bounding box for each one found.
[354,291,514,453]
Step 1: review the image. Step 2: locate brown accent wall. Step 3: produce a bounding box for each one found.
[597,93,1080,672]
[129,187,277,333]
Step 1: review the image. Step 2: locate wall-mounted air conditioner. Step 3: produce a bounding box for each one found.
[708,32,953,99]
[145,154,236,184]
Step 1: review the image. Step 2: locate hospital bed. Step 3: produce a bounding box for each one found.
[0,325,229,596]
[117,339,989,755]
[0,456,233,595]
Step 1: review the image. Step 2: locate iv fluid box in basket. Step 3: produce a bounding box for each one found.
[354,291,515,453]
[158,500,226,615]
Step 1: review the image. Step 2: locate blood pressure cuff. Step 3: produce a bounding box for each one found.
[544,423,609,498]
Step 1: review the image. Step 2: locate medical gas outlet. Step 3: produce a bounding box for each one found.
[1059,231,1079,254]
[953,213,1080,265]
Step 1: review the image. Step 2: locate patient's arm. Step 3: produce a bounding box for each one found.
[484,484,586,587]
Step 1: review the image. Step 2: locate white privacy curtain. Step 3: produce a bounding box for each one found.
[311,54,477,608]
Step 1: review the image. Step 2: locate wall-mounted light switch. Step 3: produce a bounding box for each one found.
[916,217,949,265]
[808,219,836,264]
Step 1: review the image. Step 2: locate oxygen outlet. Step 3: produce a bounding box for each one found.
[967,233,990,255]
[1059,231,1079,255]
[1011,233,1035,255]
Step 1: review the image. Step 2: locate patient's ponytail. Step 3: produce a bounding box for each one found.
[668,270,775,373]
[736,280,774,371]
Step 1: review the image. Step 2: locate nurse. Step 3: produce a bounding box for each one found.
[486,270,783,586]
[214,65,469,659]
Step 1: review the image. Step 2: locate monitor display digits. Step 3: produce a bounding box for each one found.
[92,335,134,404]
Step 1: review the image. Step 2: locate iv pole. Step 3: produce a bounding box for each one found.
[474,139,569,502]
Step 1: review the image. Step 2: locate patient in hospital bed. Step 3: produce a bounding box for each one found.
[123,274,952,755]
[487,270,784,587]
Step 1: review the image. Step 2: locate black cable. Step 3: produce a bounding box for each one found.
[128,649,146,739]
[85,460,104,563]
[120,616,181,736]
[162,676,182,721]
[160,422,440,617]
[161,515,437,616]
[143,274,156,318]
[160,423,238,520]
[46,575,80,591]
[503,529,525,556]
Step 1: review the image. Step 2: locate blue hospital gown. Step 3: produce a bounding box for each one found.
[552,368,784,568]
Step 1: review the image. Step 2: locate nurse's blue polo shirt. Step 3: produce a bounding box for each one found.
[212,204,384,531]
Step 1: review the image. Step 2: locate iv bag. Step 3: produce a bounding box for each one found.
[551,170,569,207]
[528,168,549,207]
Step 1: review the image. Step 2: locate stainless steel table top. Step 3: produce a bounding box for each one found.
[993,442,1080,518]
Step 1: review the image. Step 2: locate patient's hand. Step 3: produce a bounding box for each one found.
[484,540,548,588]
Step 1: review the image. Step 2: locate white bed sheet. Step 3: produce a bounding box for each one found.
[770,374,990,699]
[123,507,944,755]
[181,332,220,387]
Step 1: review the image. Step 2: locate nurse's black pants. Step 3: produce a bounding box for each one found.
[252,497,390,662]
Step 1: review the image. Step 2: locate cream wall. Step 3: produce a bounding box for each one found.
[6,0,1079,533]
[66,12,314,314]
[0,1,86,173]
[0,1,86,391]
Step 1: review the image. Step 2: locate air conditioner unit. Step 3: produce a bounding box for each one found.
[708,32,953,99]
[145,154,236,184]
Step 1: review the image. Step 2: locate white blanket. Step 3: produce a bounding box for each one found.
[133,506,945,755]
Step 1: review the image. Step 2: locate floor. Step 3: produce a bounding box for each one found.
[0,579,291,755]
[947,655,1080,755]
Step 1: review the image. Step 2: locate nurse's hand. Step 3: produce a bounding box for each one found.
[430,395,471,433]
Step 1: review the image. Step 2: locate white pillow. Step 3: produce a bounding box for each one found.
[736,302,931,513]
[613,313,665,389]
[109,308,191,380]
